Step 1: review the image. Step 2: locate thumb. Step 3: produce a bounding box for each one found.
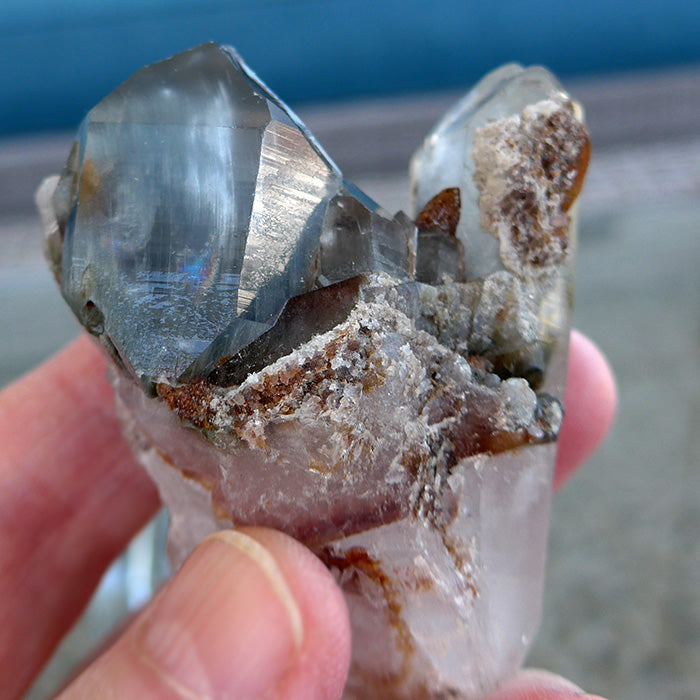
[485,669,607,700]
[59,528,351,700]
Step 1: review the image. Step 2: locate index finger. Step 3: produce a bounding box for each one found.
[0,337,159,699]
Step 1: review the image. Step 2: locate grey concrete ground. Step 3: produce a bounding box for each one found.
[1,66,699,699]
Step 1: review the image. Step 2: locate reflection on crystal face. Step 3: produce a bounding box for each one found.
[39,46,590,700]
[61,44,276,383]
[57,43,414,386]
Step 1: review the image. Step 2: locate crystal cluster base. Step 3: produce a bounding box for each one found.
[111,298,557,698]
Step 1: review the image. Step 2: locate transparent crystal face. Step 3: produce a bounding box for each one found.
[319,182,416,285]
[410,65,567,281]
[59,43,414,385]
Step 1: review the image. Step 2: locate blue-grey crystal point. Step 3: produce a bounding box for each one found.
[61,43,343,384]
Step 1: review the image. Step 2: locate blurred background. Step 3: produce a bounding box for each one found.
[1,2,699,699]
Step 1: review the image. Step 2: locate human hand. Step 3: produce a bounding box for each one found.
[0,330,615,699]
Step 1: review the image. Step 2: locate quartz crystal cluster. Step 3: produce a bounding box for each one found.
[37,44,589,700]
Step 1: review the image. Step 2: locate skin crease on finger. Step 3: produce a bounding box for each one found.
[0,330,615,699]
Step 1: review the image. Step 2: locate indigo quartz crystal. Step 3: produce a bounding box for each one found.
[50,43,415,387]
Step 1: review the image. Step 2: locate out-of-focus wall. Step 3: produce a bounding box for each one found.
[2,0,700,135]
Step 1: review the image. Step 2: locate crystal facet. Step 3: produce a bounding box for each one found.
[51,43,414,387]
[38,46,590,700]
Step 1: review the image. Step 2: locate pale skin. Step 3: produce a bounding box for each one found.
[0,330,616,700]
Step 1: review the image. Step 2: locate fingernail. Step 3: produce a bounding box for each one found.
[136,530,303,699]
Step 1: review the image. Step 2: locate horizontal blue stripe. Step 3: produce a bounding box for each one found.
[2,0,700,135]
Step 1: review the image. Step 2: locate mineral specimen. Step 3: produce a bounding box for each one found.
[37,45,589,700]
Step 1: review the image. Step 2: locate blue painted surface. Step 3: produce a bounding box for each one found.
[2,0,700,135]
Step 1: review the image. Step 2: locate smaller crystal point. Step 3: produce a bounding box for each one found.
[415,187,465,283]
[410,64,587,282]
[54,43,414,387]
[319,182,417,286]
[411,64,589,400]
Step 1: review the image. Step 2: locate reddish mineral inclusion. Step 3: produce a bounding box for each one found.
[415,187,462,235]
